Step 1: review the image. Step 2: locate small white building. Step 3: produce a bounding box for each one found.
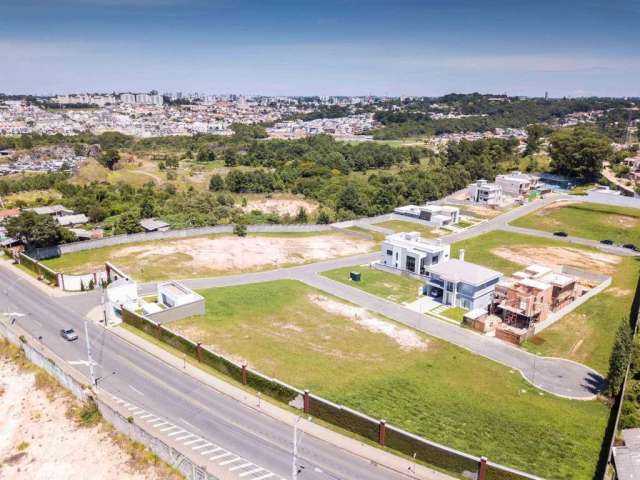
[157,281,203,308]
[57,213,89,227]
[140,218,170,232]
[380,232,450,276]
[393,204,460,227]
[495,172,536,197]
[468,179,503,205]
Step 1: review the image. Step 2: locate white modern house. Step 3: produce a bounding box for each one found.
[380,232,450,276]
[495,171,536,197]
[468,179,503,205]
[157,281,203,309]
[393,204,460,227]
[424,250,502,310]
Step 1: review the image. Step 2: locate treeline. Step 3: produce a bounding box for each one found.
[0,172,70,196]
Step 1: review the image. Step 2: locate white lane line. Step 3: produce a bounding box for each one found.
[160,425,179,432]
[129,385,144,396]
[179,418,197,429]
[183,438,204,446]
[175,433,196,441]
[200,447,222,455]
[219,457,243,466]
[239,467,264,477]
[145,417,160,423]
[167,430,185,437]
[151,420,169,427]
[139,414,154,419]
[192,442,211,451]
[129,408,144,414]
[211,452,233,461]
[127,405,141,412]
[252,474,274,480]
[229,461,253,471]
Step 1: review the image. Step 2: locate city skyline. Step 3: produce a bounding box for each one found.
[2,0,639,97]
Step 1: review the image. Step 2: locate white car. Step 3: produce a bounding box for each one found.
[60,328,78,341]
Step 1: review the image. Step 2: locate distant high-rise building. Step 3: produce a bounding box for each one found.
[120,93,136,104]
[544,91,549,100]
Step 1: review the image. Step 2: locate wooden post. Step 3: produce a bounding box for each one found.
[303,389,310,414]
[241,363,248,385]
[196,342,203,362]
[478,456,488,480]
[378,419,386,447]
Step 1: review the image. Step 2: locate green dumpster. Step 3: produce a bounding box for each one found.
[350,271,361,282]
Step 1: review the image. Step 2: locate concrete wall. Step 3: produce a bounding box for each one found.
[586,191,640,208]
[0,322,218,480]
[60,271,107,292]
[59,224,332,254]
[147,299,205,324]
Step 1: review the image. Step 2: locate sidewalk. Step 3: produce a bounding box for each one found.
[111,324,455,480]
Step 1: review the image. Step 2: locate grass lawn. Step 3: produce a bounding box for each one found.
[441,307,467,322]
[168,279,608,479]
[42,231,356,282]
[321,265,422,303]
[345,226,386,242]
[511,202,640,246]
[451,230,640,373]
[375,220,443,238]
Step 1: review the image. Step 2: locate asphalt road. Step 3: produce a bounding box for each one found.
[0,264,415,480]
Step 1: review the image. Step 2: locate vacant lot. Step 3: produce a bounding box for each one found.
[44,232,374,281]
[241,195,319,217]
[374,219,445,238]
[168,280,608,479]
[511,201,640,246]
[322,265,422,304]
[451,230,640,373]
[0,343,177,480]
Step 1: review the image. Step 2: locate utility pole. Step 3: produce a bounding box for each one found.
[84,320,96,389]
[292,417,301,480]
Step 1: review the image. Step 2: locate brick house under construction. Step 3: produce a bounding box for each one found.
[492,264,577,329]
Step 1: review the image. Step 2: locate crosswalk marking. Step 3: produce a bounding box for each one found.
[239,467,264,477]
[211,452,234,461]
[161,425,178,432]
[219,457,244,466]
[146,417,159,423]
[192,442,211,451]
[175,433,196,441]
[151,420,168,427]
[200,447,222,455]
[229,461,253,471]
[167,429,185,437]
[183,438,204,446]
[139,413,153,419]
[252,473,275,480]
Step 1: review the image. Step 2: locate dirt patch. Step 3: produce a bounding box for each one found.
[491,245,621,276]
[307,294,428,351]
[0,359,165,480]
[607,287,632,298]
[604,215,638,229]
[461,204,502,218]
[243,198,319,217]
[117,234,373,273]
[533,201,577,216]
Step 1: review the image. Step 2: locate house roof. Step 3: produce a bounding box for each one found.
[0,208,20,219]
[428,259,502,286]
[139,218,170,231]
[26,205,73,215]
[57,214,89,226]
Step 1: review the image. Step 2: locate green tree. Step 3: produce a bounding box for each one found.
[316,210,332,224]
[5,211,69,248]
[294,207,308,223]
[140,197,155,219]
[98,148,121,170]
[223,149,238,167]
[233,223,247,237]
[605,320,633,397]
[87,205,108,223]
[196,146,216,162]
[113,211,142,235]
[524,124,544,156]
[165,156,179,169]
[336,184,366,215]
[549,126,612,179]
[209,174,225,192]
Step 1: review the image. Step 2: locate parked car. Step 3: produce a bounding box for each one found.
[623,244,639,251]
[553,231,568,237]
[60,328,78,341]
[429,288,442,298]
[600,239,614,245]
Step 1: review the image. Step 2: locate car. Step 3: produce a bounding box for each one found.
[623,244,639,251]
[600,239,614,245]
[553,231,568,237]
[60,328,78,341]
[429,288,442,298]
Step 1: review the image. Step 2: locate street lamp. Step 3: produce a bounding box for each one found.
[95,371,117,391]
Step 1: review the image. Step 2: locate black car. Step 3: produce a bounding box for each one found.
[553,231,568,237]
[600,239,614,245]
[623,244,639,251]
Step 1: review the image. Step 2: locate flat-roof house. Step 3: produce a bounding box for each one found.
[468,179,503,206]
[394,204,460,227]
[139,217,170,232]
[424,250,502,310]
[380,232,450,276]
[495,171,536,197]
[613,428,640,480]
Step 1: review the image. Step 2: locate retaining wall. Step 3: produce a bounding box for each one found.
[0,322,218,480]
[18,253,59,287]
[120,307,541,480]
[59,224,332,254]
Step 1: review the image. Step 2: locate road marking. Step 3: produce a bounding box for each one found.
[239,467,264,477]
[127,405,140,411]
[151,420,169,427]
[161,425,179,432]
[129,407,144,414]
[129,385,145,396]
[167,429,185,437]
[219,457,243,466]
[200,447,222,455]
[229,461,253,471]
[192,442,211,451]
[211,452,234,461]
[139,413,153,419]
[146,417,159,423]
[183,438,204,446]
[175,433,196,441]
[179,418,197,429]
[252,473,274,480]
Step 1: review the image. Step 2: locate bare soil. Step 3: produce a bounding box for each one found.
[0,360,166,480]
[242,198,319,217]
[491,245,621,276]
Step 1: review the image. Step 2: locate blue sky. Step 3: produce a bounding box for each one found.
[1,0,639,97]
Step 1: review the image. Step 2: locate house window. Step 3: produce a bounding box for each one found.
[406,256,416,272]
[432,255,439,265]
[386,249,393,256]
